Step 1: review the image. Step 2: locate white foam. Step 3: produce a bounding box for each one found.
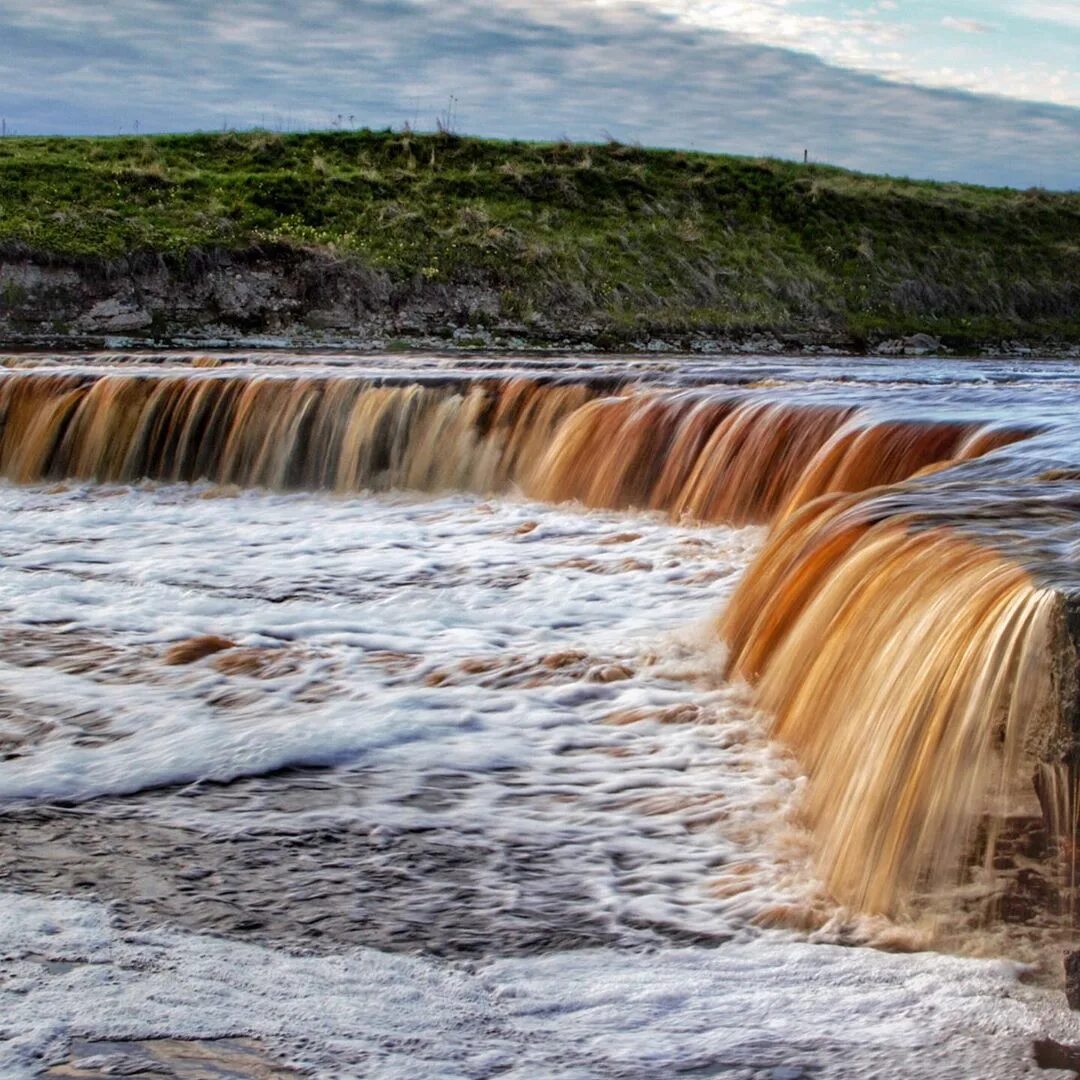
[2,479,1077,1077]
[0,481,811,941]
[1,890,1077,1079]
[0,484,756,793]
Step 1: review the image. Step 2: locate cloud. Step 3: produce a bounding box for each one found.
[940,16,996,33]
[0,0,1076,189]
[617,0,908,78]
[1013,1,1080,28]
[589,0,1075,105]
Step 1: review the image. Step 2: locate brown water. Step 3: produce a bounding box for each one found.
[2,352,1079,938]
[0,368,1031,525]
[725,511,1064,915]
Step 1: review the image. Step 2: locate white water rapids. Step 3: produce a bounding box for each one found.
[0,479,1078,1076]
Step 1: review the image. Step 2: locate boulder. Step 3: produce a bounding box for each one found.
[878,332,943,356]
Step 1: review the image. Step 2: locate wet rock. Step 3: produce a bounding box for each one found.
[1065,951,1080,1010]
[904,332,942,354]
[163,634,237,665]
[1033,1037,1080,1071]
[452,326,494,347]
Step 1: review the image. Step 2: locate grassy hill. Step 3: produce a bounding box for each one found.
[1,129,1079,349]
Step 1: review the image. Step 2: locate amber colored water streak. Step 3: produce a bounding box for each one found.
[722,501,1068,916]
[0,373,593,495]
[0,372,1022,533]
[780,420,1037,521]
[528,391,1018,526]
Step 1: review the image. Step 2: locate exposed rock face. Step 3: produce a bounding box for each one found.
[0,247,813,351]
[2,248,1078,355]
[0,246,509,347]
[84,297,154,332]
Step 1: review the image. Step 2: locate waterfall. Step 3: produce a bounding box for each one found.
[2,366,1072,920]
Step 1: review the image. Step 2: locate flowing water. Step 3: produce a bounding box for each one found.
[2,351,1080,1078]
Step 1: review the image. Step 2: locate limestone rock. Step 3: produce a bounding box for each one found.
[84,298,152,331]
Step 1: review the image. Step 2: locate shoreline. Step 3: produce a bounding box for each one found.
[3,332,1079,359]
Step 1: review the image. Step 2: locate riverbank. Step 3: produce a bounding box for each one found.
[1,131,1078,354]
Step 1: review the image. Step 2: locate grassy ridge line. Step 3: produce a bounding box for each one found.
[1,129,1079,346]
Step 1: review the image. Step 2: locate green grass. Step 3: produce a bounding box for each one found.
[2,128,1079,345]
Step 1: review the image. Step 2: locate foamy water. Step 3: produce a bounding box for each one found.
[0,482,818,938]
[4,889,1079,1079]
[1,463,1078,1073]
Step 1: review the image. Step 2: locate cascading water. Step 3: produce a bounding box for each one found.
[0,369,1028,520]
[722,507,1068,916]
[0,361,1075,931]
[0,373,594,493]
[4,353,1080,1076]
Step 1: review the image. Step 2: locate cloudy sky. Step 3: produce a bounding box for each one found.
[2,0,1078,188]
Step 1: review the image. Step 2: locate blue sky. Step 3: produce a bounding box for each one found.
[1,0,1078,188]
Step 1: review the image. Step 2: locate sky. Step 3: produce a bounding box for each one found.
[1,0,1078,188]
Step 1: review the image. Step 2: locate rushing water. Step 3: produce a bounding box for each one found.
[2,351,1080,1078]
